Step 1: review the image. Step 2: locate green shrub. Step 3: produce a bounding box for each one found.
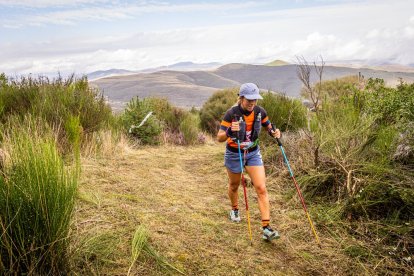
[260,92,307,132]
[180,113,201,145]
[346,180,414,221]
[200,88,238,135]
[145,97,186,131]
[295,77,414,221]
[199,88,306,138]
[0,74,113,152]
[363,79,414,126]
[64,114,82,162]
[121,97,162,145]
[0,125,79,274]
[122,96,204,145]
[316,75,361,100]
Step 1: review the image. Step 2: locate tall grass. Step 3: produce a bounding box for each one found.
[71,231,120,275]
[127,225,184,275]
[0,74,113,154]
[0,124,79,274]
[127,226,148,275]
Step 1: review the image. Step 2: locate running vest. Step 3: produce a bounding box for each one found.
[230,105,262,143]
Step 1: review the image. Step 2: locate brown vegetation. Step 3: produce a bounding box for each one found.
[74,140,396,275]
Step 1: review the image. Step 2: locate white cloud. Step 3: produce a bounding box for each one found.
[1,0,414,75]
[1,1,260,27]
[0,0,110,7]
[366,29,380,39]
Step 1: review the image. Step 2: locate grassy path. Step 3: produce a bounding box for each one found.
[75,142,354,275]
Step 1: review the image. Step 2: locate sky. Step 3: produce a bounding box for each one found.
[1,0,414,76]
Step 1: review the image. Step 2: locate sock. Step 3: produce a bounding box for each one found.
[232,204,239,211]
[262,219,270,229]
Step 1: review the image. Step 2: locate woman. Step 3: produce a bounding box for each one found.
[216,83,281,241]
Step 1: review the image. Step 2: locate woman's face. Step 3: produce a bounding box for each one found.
[241,97,257,112]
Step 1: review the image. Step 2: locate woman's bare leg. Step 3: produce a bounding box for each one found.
[245,165,270,221]
[226,168,241,209]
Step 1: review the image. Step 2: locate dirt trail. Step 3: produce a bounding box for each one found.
[77,142,351,275]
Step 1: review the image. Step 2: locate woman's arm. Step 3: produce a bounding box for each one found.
[217,129,228,142]
[217,121,240,142]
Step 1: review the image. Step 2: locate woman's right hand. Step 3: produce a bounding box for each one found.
[231,121,240,132]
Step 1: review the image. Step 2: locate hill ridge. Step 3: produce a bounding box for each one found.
[91,63,414,110]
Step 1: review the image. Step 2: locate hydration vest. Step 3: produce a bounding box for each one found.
[231,105,262,143]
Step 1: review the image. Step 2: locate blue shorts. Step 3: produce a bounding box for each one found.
[224,147,263,173]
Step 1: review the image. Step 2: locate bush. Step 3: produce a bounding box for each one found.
[200,88,307,136]
[0,124,79,274]
[145,97,186,131]
[260,92,307,132]
[121,97,162,145]
[295,77,414,221]
[121,96,205,146]
[180,113,201,145]
[363,79,414,126]
[200,88,238,135]
[316,75,361,100]
[0,74,113,152]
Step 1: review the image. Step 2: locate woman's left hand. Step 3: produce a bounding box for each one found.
[270,128,281,139]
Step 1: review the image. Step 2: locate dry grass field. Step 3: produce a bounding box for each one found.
[73,140,382,275]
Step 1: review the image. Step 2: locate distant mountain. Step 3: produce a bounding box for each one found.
[87,69,136,81]
[325,60,414,73]
[264,60,290,66]
[90,62,414,111]
[87,62,223,81]
[140,61,222,73]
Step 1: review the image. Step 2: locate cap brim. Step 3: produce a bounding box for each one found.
[244,94,263,100]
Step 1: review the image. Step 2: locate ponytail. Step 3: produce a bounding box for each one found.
[236,96,244,105]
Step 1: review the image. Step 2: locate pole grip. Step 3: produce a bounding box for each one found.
[276,138,282,146]
[271,124,282,146]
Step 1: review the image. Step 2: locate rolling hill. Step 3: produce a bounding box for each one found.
[90,63,414,111]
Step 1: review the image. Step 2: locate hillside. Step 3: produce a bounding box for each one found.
[75,142,387,275]
[91,63,414,111]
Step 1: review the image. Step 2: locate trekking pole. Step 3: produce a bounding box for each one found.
[273,132,321,247]
[234,116,253,245]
